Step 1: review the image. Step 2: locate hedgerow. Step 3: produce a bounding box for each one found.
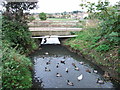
[2,40,32,89]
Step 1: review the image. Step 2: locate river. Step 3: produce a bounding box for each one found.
[30,44,119,89]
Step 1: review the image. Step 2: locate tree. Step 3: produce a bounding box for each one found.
[39,12,47,20]
[80,1,120,45]
[2,0,38,53]
[3,0,38,22]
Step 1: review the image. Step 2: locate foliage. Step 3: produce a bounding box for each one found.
[39,12,47,20]
[2,40,32,89]
[95,44,110,52]
[28,15,35,21]
[3,0,38,22]
[80,1,120,45]
[1,1,38,89]
[2,16,38,54]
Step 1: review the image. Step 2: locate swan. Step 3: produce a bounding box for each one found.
[66,80,74,86]
[96,78,104,84]
[77,74,83,81]
[56,73,62,77]
[45,67,51,72]
[65,68,68,73]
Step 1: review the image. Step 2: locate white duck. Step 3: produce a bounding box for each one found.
[66,80,74,86]
[96,78,104,84]
[77,74,83,81]
[45,52,49,55]
[93,70,98,73]
[79,61,84,65]
[56,73,62,77]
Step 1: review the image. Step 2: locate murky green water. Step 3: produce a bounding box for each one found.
[30,45,119,89]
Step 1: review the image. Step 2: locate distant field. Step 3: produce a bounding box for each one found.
[47,18,76,21]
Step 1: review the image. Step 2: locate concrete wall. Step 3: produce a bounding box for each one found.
[31,31,73,36]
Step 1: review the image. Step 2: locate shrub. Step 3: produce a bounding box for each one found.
[2,40,32,89]
[39,12,47,20]
[2,17,38,54]
[95,44,110,52]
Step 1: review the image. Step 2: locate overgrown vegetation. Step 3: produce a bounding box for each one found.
[2,0,38,89]
[2,40,32,89]
[65,1,120,74]
[28,15,35,22]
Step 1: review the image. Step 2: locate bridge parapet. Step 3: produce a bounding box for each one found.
[28,20,79,28]
[29,27,82,36]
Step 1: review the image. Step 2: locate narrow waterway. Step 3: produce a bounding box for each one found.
[30,44,118,89]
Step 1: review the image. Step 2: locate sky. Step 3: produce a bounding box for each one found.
[30,0,120,13]
[0,0,119,13]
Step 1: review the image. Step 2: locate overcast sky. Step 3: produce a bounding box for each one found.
[30,0,120,13]
[0,0,119,13]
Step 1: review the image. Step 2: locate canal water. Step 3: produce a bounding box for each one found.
[30,44,119,89]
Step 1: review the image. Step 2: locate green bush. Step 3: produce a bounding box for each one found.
[95,44,110,52]
[2,40,32,89]
[39,12,47,20]
[2,17,38,54]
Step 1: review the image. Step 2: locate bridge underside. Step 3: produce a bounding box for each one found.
[29,27,82,36]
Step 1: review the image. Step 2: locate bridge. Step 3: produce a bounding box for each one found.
[29,20,82,44]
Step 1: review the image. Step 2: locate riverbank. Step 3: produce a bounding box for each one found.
[61,27,120,82]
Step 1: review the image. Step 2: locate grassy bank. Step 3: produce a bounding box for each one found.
[64,20,120,81]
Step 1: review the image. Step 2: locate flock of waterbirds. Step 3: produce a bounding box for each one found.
[35,52,107,87]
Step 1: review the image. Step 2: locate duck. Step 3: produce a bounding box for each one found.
[56,64,59,68]
[74,66,80,71]
[66,80,74,86]
[72,63,76,67]
[45,67,51,72]
[45,52,49,55]
[96,78,104,84]
[61,60,65,64]
[93,70,98,73]
[79,61,84,65]
[103,71,110,78]
[56,73,62,77]
[77,74,83,81]
[65,68,68,73]
[63,56,66,59]
[86,69,91,73]
[46,60,51,65]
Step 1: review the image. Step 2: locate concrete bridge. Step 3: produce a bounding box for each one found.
[29,20,82,36]
[29,27,82,36]
[29,20,82,44]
